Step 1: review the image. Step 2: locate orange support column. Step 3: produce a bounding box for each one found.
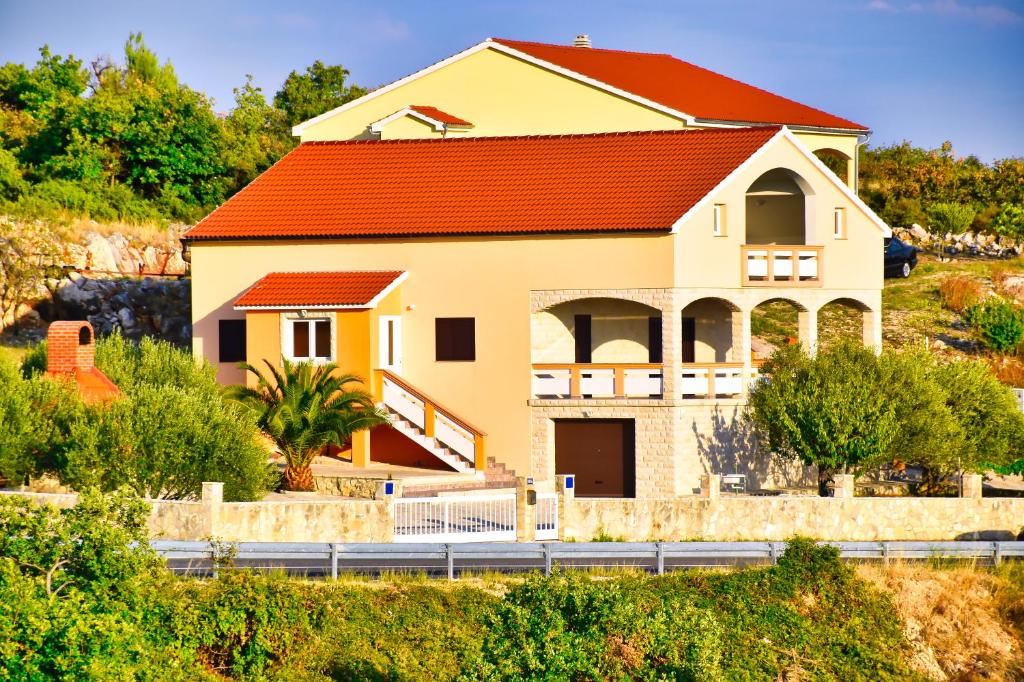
[351,429,371,469]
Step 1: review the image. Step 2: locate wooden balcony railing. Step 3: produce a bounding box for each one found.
[375,369,486,470]
[531,364,663,399]
[742,244,823,287]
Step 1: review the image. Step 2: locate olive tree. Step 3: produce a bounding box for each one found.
[747,341,900,496]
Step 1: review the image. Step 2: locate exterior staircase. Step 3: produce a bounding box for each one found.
[384,412,478,474]
[375,369,486,475]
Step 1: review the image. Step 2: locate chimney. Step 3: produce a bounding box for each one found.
[47,321,96,374]
[574,34,591,48]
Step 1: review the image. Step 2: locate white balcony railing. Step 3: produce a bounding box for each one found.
[531,364,663,399]
[742,244,823,286]
[680,363,761,398]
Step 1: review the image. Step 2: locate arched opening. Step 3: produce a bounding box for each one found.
[818,297,874,349]
[751,297,808,360]
[78,325,92,345]
[680,297,741,363]
[533,297,663,364]
[531,297,665,399]
[813,148,853,186]
[744,168,814,245]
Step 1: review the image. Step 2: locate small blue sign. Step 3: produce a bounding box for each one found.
[565,475,574,490]
[384,481,395,496]
[527,477,534,485]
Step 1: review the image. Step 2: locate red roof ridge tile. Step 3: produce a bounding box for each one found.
[490,36,673,58]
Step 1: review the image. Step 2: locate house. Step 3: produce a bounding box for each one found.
[184,37,887,498]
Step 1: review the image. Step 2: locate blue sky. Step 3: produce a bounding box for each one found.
[1,0,1022,160]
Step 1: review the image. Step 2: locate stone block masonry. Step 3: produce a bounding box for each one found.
[6,486,1023,543]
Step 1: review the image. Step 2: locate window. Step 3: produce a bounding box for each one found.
[833,207,847,239]
[713,203,727,237]
[218,319,247,363]
[574,314,592,363]
[285,317,332,361]
[435,318,475,361]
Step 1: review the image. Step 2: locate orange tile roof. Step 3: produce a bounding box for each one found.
[408,105,472,127]
[492,38,867,132]
[185,126,779,241]
[234,271,405,308]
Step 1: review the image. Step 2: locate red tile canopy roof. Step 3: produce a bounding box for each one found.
[186,126,780,241]
[492,38,867,132]
[408,105,472,127]
[234,271,405,309]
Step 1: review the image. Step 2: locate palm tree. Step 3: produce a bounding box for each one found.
[226,359,390,491]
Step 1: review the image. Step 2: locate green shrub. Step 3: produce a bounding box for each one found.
[965,298,1024,352]
[472,571,723,681]
[992,204,1024,240]
[20,334,277,500]
[927,201,977,235]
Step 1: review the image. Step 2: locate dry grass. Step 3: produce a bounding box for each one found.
[938,275,983,314]
[989,356,1024,387]
[66,218,183,248]
[858,562,1024,681]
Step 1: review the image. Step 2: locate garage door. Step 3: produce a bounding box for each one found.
[554,419,635,498]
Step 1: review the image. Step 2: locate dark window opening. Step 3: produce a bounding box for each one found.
[292,320,309,359]
[681,317,696,363]
[436,318,475,361]
[218,319,247,363]
[648,317,662,364]
[314,319,331,358]
[574,314,592,363]
[78,326,91,346]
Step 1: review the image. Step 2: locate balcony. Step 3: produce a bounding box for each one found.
[531,364,664,399]
[742,245,822,287]
[530,363,764,400]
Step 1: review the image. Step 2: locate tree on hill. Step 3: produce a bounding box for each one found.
[0,38,363,224]
[273,60,367,127]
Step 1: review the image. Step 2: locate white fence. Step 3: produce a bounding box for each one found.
[393,494,517,543]
[535,492,558,541]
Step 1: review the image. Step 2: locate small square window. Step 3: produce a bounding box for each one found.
[285,317,332,362]
[436,318,475,361]
[218,319,247,363]
[713,204,727,237]
[833,207,847,239]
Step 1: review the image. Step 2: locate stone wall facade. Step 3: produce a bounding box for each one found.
[6,488,1023,543]
[563,496,1024,542]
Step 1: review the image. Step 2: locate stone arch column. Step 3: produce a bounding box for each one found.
[798,306,819,355]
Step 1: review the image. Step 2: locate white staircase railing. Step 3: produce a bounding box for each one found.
[375,369,486,471]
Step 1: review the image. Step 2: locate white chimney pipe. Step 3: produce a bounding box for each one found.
[574,34,591,48]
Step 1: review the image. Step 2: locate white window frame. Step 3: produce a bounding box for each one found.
[713,203,727,237]
[281,313,335,363]
[833,207,847,239]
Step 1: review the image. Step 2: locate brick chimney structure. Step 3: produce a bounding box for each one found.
[44,321,119,403]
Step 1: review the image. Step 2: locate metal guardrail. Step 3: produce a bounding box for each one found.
[152,540,1024,580]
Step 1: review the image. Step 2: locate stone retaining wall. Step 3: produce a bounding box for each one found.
[7,483,1023,543]
[563,496,1024,542]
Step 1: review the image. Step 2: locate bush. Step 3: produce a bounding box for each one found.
[964,298,1024,353]
[473,571,723,680]
[927,202,977,235]
[938,274,982,313]
[992,203,1024,240]
[0,358,72,485]
[20,334,277,500]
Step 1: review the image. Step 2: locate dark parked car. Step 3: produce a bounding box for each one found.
[884,236,917,278]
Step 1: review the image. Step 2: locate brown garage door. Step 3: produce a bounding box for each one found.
[554,419,635,498]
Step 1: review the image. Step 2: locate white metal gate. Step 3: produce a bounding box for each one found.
[393,494,517,543]
[535,492,558,541]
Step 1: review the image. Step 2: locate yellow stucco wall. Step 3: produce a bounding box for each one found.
[673,135,884,291]
[192,232,675,476]
[298,47,686,141]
